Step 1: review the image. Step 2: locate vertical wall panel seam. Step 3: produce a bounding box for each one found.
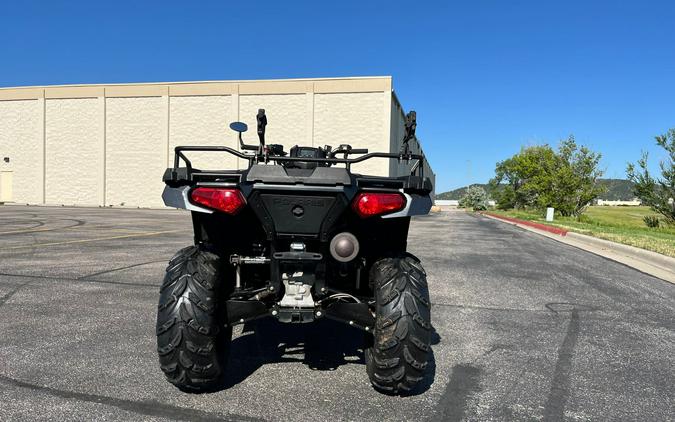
[102,90,107,206]
[41,90,46,204]
[307,85,314,147]
[233,85,240,168]
[166,95,171,167]
[383,87,392,177]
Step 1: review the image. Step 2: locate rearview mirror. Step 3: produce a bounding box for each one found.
[229,122,248,133]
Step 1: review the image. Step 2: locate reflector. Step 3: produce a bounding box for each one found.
[190,187,246,214]
[351,192,406,218]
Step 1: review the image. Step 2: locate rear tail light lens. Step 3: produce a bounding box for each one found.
[190,187,246,214]
[352,192,406,218]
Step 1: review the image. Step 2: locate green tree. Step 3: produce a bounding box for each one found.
[627,128,675,224]
[490,136,605,216]
[490,145,558,209]
[459,185,489,210]
[549,137,606,216]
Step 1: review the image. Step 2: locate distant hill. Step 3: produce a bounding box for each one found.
[436,184,490,200]
[596,179,636,201]
[437,179,635,201]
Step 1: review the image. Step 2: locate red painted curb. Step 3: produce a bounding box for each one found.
[483,213,568,236]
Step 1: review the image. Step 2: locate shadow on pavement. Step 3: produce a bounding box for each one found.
[218,318,441,395]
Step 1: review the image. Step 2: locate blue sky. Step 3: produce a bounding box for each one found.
[1,1,674,192]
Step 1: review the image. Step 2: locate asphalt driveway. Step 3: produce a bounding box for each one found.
[0,206,673,421]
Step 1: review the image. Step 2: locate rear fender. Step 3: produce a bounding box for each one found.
[162,186,213,214]
[382,193,432,219]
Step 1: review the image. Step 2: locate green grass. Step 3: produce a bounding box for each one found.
[489,206,675,258]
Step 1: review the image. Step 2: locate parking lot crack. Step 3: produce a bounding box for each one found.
[432,302,547,313]
[0,271,156,288]
[0,279,33,307]
[77,259,166,279]
[0,374,265,422]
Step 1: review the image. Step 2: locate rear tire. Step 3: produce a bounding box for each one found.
[156,246,231,392]
[365,253,431,394]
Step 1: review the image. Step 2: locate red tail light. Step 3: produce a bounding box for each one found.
[190,187,246,214]
[351,192,406,218]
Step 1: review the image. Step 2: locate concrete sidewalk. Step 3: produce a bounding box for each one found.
[482,213,675,284]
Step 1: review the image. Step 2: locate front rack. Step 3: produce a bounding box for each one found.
[172,145,426,181]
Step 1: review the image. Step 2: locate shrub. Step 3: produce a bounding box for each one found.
[459,185,489,211]
[643,215,660,228]
[627,128,675,225]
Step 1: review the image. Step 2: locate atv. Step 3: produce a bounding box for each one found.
[157,108,433,394]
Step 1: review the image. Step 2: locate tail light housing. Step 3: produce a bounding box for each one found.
[190,187,246,214]
[351,192,406,218]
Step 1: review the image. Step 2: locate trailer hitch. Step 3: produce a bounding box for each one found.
[230,254,270,290]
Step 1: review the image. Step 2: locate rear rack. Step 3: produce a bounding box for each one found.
[170,146,427,182]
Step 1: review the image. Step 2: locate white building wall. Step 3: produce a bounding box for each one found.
[0,77,435,208]
[45,98,103,206]
[169,95,236,171]
[0,99,42,204]
[105,97,167,208]
[313,92,386,176]
[596,199,642,206]
[239,94,308,152]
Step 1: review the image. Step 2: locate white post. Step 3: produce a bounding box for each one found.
[546,207,554,222]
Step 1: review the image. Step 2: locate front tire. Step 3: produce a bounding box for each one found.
[156,246,231,392]
[366,254,431,394]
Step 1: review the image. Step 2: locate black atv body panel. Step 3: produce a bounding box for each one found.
[162,143,432,332]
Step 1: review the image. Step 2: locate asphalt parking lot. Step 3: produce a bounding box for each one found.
[0,206,673,421]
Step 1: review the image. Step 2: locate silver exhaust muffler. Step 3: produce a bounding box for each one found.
[329,232,359,262]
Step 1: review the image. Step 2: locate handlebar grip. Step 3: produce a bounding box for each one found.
[349,149,368,154]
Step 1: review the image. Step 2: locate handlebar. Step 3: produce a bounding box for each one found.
[349,149,369,154]
[328,148,369,158]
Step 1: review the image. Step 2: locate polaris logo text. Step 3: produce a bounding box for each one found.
[272,198,328,207]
